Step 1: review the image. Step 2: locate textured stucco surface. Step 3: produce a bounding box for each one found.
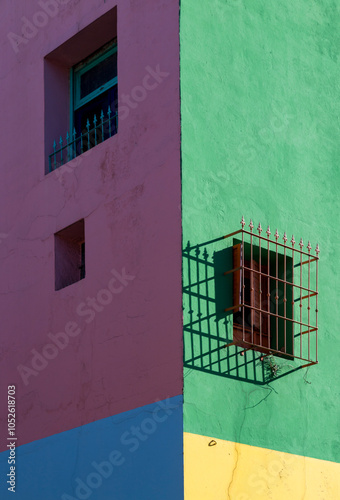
[181,0,340,464]
[184,432,340,500]
[0,397,183,500]
[0,0,182,450]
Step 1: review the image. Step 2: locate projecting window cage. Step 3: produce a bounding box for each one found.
[224,216,319,368]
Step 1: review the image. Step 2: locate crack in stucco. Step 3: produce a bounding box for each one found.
[226,389,248,499]
[243,384,277,411]
[226,380,276,498]
[227,441,240,500]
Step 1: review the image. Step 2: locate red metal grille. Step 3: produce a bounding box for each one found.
[223,217,319,368]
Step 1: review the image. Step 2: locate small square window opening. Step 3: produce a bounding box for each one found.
[55,219,85,291]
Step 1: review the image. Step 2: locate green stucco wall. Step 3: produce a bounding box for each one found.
[181,0,340,463]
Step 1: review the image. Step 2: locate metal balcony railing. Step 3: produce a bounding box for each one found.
[48,105,118,173]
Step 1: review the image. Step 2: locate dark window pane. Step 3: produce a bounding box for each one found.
[80,52,117,99]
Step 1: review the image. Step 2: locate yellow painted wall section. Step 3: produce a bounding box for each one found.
[184,432,340,500]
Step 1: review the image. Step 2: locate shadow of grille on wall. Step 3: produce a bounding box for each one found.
[183,217,319,384]
[48,105,118,173]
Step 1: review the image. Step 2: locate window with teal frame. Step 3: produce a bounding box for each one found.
[49,39,118,172]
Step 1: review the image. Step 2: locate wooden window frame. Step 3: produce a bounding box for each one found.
[232,241,294,357]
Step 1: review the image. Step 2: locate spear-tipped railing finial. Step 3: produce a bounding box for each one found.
[283,232,288,244]
[241,216,245,229]
[291,235,295,247]
[316,243,320,256]
[257,222,262,235]
[249,219,254,232]
[299,238,304,250]
[266,225,271,238]
[307,241,312,253]
[274,229,279,242]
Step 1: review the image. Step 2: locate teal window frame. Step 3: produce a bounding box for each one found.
[69,40,117,135]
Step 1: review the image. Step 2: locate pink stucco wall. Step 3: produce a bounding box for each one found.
[0,0,181,449]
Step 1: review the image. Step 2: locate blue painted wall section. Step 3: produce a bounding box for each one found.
[0,396,183,500]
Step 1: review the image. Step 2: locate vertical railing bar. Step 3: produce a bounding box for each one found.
[266,226,271,349]
[307,241,311,361]
[241,217,245,345]
[291,235,295,357]
[275,230,279,351]
[59,136,63,166]
[257,223,263,348]
[66,131,70,163]
[108,106,112,138]
[86,119,90,152]
[250,219,254,345]
[186,245,195,365]
[242,231,245,344]
[315,245,319,362]
[204,249,212,370]
[101,110,105,142]
[283,232,287,353]
[94,114,97,146]
[195,246,203,368]
[299,239,304,359]
[73,128,77,160]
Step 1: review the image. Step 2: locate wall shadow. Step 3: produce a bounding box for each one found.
[183,238,301,385]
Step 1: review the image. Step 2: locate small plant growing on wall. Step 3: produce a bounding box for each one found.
[263,355,280,379]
